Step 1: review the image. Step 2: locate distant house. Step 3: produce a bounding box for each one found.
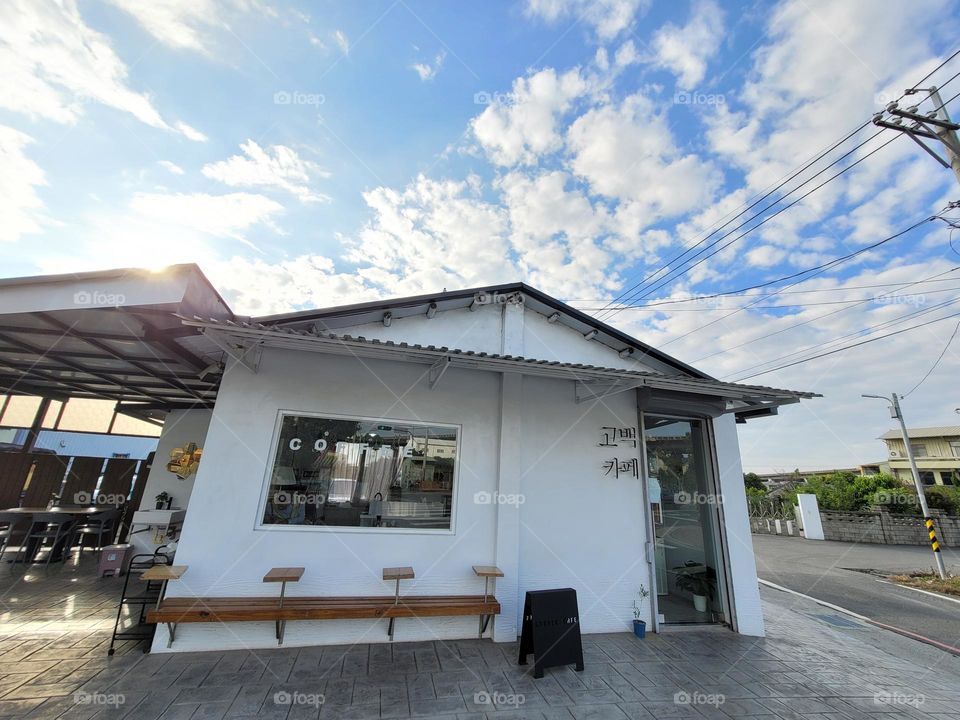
[879,426,960,486]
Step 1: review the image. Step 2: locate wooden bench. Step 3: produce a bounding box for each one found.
[145,565,502,646]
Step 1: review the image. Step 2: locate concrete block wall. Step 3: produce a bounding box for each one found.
[819,509,960,546]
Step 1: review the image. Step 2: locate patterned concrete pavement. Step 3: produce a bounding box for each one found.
[1,555,959,719]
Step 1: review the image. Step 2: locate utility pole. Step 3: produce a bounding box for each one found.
[863,393,948,579]
[873,85,960,187]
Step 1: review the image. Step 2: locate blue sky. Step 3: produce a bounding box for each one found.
[2,0,960,471]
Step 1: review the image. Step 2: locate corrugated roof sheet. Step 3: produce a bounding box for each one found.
[179,315,819,401]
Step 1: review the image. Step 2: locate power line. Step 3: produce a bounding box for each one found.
[730,308,960,381]
[572,285,960,312]
[597,49,960,322]
[902,319,960,397]
[689,267,960,363]
[596,128,892,321]
[592,122,878,320]
[568,276,960,309]
[657,211,934,348]
[719,293,960,379]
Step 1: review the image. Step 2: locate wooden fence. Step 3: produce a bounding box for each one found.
[0,451,150,540]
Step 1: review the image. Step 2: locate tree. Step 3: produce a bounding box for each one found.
[743,472,765,493]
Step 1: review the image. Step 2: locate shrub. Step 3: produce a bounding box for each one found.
[787,472,903,511]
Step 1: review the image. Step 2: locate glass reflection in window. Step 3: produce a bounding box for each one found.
[261,414,458,530]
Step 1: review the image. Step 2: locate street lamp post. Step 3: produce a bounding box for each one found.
[863,393,948,579]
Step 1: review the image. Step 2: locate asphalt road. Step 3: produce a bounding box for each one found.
[753,534,960,650]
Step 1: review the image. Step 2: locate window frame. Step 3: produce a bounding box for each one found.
[254,409,463,535]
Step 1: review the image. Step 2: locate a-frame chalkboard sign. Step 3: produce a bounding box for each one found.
[517,588,584,678]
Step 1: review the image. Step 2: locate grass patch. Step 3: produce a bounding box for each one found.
[888,572,960,598]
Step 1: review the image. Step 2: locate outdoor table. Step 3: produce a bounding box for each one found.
[263,566,304,645]
[141,564,188,647]
[2,506,102,563]
[473,565,504,637]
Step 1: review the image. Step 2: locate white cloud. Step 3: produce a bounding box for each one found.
[471,67,588,166]
[205,254,379,315]
[0,126,47,243]
[745,244,787,267]
[128,191,284,241]
[333,29,350,55]
[651,0,724,88]
[106,0,273,55]
[201,140,330,203]
[411,51,446,81]
[525,0,649,40]
[175,121,208,142]
[567,93,723,225]
[0,0,201,138]
[158,160,185,175]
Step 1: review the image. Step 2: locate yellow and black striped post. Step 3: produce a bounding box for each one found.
[925,517,941,554]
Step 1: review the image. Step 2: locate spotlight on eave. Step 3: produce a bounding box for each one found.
[583,329,598,341]
[383,312,392,327]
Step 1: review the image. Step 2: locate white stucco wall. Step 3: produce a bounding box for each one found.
[132,409,211,555]
[156,347,502,651]
[518,376,652,632]
[713,412,765,636]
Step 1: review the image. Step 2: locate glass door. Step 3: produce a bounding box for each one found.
[643,415,728,625]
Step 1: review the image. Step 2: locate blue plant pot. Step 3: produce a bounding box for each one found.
[633,620,646,639]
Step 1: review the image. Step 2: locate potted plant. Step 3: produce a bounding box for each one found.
[632,585,650,638]
[155,491,171,510]
[675,569,715,613]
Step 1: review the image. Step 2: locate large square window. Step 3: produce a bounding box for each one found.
[259,413,459,531]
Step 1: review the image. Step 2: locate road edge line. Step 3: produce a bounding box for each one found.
[874,578,960,606]
[759,578,960,656]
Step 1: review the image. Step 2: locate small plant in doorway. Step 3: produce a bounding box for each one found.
[675,569,715,613]
[632,585,650,638]
[155,491,171,510]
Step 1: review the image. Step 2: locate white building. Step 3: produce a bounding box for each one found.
[0,265,816,652]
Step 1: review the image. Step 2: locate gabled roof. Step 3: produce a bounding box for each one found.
[880,426,960,440]
[254,282,708,379]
